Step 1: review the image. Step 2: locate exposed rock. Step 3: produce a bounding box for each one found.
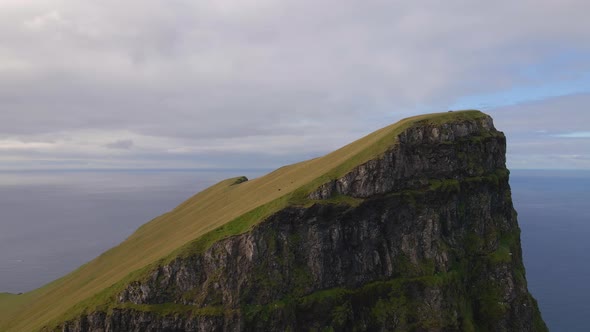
[309,115,503,199]
[57,114,546,332]
[61,309,238,332]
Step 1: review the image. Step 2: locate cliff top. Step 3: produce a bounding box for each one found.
[0,110,496,331]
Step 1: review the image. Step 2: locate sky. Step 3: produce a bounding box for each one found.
[0,0,589,171]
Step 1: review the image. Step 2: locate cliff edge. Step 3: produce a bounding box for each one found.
[0,111,546,332]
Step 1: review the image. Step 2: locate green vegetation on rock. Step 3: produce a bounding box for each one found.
[0,110,545,332]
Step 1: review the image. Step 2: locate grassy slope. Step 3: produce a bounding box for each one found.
[0,110,486,331]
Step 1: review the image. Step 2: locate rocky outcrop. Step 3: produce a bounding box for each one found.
[59,114,546,332]
[61,310,235,332]
[309,115,503,199]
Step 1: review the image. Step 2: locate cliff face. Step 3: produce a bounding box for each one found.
[59,114,546,332]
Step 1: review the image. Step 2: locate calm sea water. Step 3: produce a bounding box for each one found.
[0,169,588,331]
[511,170,590,332]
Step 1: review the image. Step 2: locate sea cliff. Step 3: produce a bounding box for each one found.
[56,112,546,331]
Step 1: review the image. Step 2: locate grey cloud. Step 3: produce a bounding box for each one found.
[0,0,589,169]
[488,93,590,169]
[489,93,590,134]
[105,139,134,150]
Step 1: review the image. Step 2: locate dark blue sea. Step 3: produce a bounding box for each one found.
[511,170,590,332]
[0,169,587,331]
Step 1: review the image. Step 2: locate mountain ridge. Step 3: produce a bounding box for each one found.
[0,110,546,331]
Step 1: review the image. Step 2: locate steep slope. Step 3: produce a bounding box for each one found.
[0,110,546,331]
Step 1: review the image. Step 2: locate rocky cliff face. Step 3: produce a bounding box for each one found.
[308,115,503,200]
[59,115,546,332]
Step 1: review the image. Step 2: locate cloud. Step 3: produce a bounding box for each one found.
[0,0,589,169]
[487,93,590,169]
[0,140,55,151]
[553,132,590,138]
[23,10,67,30]
[488,93,590,134]
[105,139,134,150]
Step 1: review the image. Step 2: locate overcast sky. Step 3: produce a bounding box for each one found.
[1,0,589,171]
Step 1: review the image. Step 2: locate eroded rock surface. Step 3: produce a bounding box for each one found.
[59,115,546,332]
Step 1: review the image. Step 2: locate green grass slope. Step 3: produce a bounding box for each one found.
[0,110,486,331]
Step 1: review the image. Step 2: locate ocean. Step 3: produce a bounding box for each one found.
[511,170,590,332]
[0,169,587,331]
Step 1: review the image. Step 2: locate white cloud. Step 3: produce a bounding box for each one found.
[553,132,590,138]
[0,140,55,150]
[23,10,66,30]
